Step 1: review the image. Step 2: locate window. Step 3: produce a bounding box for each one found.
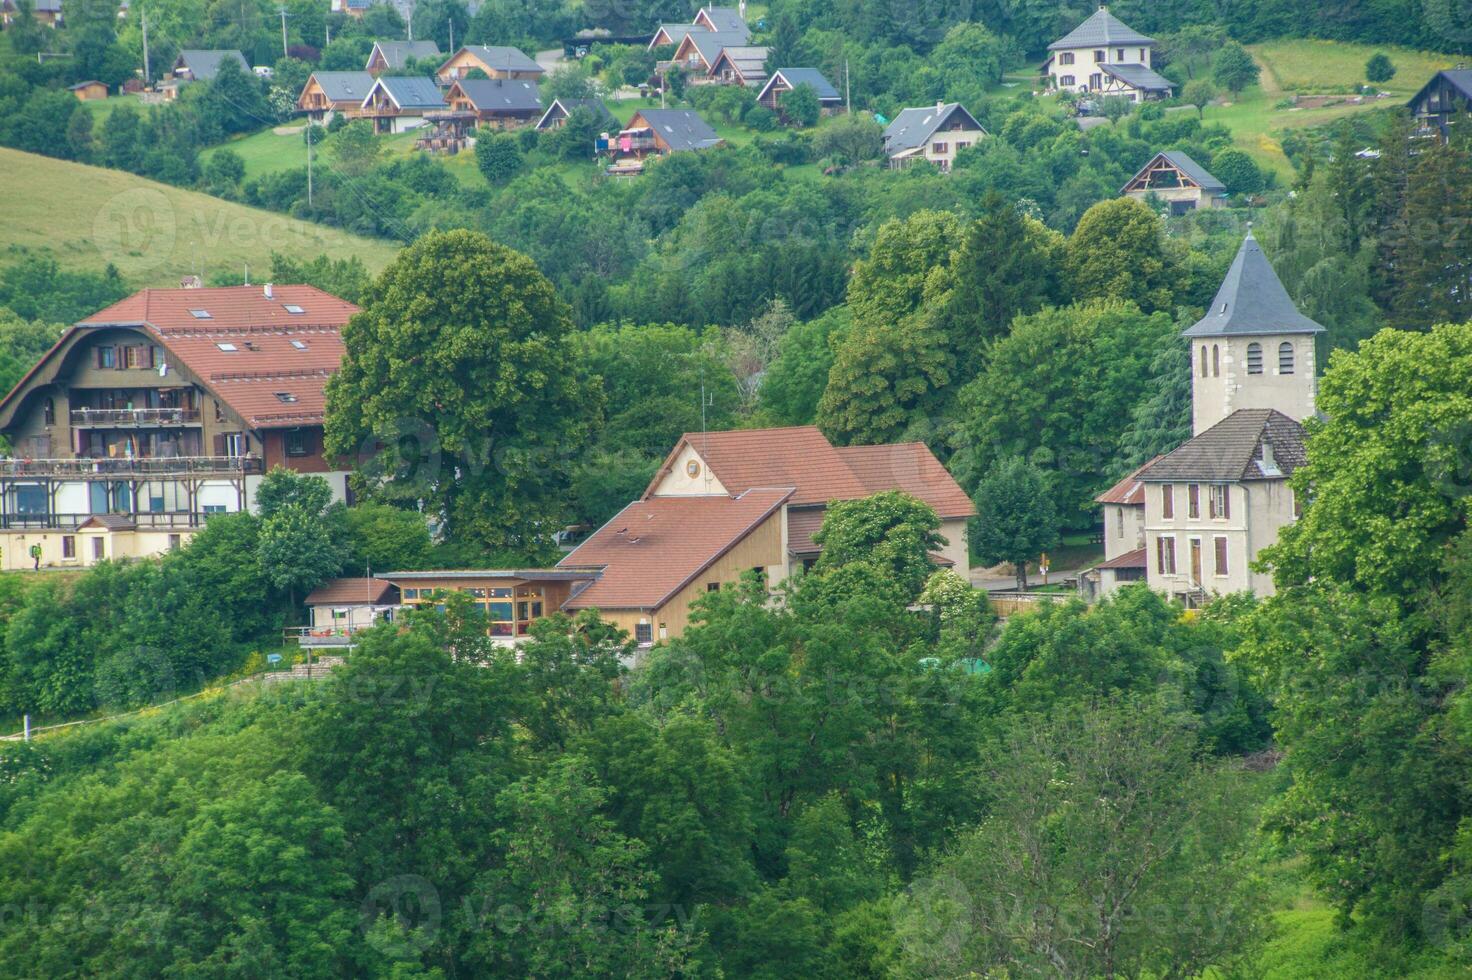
[1188,483,1200,519]
[274,392,298,404]
[707,582,720,592]
[290,339,309,350]
[402,588,419,600]
[1059,52,1075,65]
[932,141,948,154]
[216,342,238,352]
[1139,48,1148,61]
[956,141,970,151]
[635,622,653,645]
[189,309,212,319]
[223,433,245,456]
[123,345,150,369]
[286,430,309,456]
[62,535,75,558]
[1279,342,1295,374]
[1060,75,1075,86]
[1199,345,1208,377]
[1157,535,1176,574]
[92,537,105,559]
[1214,536,1229,576]
[168,534,181,550]
[1094,49,1106,61]
[1246,342,1263,374]
[1161,484,1174,519]
[1116,48,1125,59]
[284,304,305,314]
[96,346,116,368]
[1116,507,1124,536]
[750,566,767,588]
[1209,484,1230,519]
[203,504,227,514]
[1212,344,1220,377]
[43,398,54,425]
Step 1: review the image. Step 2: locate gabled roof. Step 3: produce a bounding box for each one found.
[365,74,446,110]
[628,109,722,151]
[1097,547,1146,570]
[535,97,615,129]
[1182,232,1326,338]
[1124,150,1224,194]
[710,45,770,84]
[305,577,399,605]
[303,70,374,105]
[1094,458,1161,505]
[1407,68,1472,108]
[1137,409,1305,483]
[883,103,985,156]
[649,24,697,48]
[1048,8,1154,50]
[676,29,747,67]
[834,443,976,518]
[760,68,841,102]
[694,6,750,37]
[369,39,441,69]
[1100,62,1174,92]
[445,44,543,75]
[174,49,249,80]
[68,80,104,91]
[449,77,541,112]
[558,489,793,610]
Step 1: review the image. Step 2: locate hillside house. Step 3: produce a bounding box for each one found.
[0,285,359,570]
[670,30,746,76]
[329,0,370,17]
[68,80,108,100]
[299,577,400,648]
[435,45,543,84]
[1115,232,1323,604]
[1078,460,1155,600]
[365,39,441,75]
[535,97,615,130]
[1122,150,1226,214]
[1408,68,1472,140]
[598,108,721,174]
[757,68,842,112]
[648,5,749,50]
[296,70,374,123]
[882,102,986,171]
[444,77,541,127]
[1,0,61,27]
[172,49,249,82]
[707,45,769,87]
[1045,7,1172,101]
[555,425,974,645]
[359,74,446,133]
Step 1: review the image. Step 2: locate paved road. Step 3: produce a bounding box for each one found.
[969,567,1087,592]
[535,48,564,74]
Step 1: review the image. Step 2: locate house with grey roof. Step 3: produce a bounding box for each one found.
[172,49,250,82]
[366,40,442,75]
[708,45,770,87]
[359,74,446,133]
[535,97,615,130]
[1045,7,1170,102]
[882,102,986,171]
[1407,68,1472,140]
[297,70,375,123]
[694,5,750,38]
[1121,150,1227,214]
[1,0,61,26]
[758,68,842,112]
[671,29,749,74]
[444,78,541,127]
[436,45,544,84]
[1120,231,1324,603]
[598,109,722,175]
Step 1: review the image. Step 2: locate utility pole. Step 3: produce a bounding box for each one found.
[306,123,313,207]
[278,6,289,59]
[845,58,850,113]
[447,18,454,54]
[141,6,150,83]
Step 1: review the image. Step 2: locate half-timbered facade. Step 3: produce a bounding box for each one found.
[1121,150,1227,214]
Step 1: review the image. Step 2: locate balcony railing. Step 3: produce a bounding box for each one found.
[70,407,201,426]
[0,511,208,530]
[0,455,262,477]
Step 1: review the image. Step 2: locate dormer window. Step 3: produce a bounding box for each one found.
[190,309,212,319]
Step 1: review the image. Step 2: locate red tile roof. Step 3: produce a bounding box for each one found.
[646,425,972,516]
[77,286,358,429]
[558,488,792,610]
[1094,458,1160,506]
[304,577,399,605]
[1096,547,1147,570]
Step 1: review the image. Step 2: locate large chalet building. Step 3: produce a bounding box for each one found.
[0,284,358,570]
[1082,231,1319,603]
[1045,7,1173,102]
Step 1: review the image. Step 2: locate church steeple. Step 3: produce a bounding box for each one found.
[1182,231,1325,434]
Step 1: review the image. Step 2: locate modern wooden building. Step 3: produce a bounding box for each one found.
[171,49,249,82]
[757,68,841,112]
[358,74,446,133]
[68,80,108,100]
[443,77,542,127]
[435,45,544,85]
[1407,68,1472,140]
[596,108,722,174]
[377,569,604,641]
[365,40,441,75]
[535,97,615,130]
[0,284,358,569]
[1121,150,1227,214]
[707,45,769,88]
[296,70,374,124]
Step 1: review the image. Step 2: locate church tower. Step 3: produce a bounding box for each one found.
[1181,230,1326,435]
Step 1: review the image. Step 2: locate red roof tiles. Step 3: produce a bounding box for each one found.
[1094,458,1160,506]
[304,577,399,605]
[1096,547,1147,570]
[835,442,975,518]
[559,488,792,610]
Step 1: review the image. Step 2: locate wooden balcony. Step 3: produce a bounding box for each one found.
[0,455,262,478]
[70,407,201,427]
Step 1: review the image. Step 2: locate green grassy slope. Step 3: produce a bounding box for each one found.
[0,146,401,286]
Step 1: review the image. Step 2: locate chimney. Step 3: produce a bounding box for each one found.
[179,275,202,289]
[263,283,273,299]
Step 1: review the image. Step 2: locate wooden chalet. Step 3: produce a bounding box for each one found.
[707,45,769,88]
[68,80,108,101]
[535,97,615,130]
[296,70,374,123]
[365,39,441,75]
[1408,68,1472,140]
[444,77,542,127]
[757,68,841,112]
[435,45,544,85]
[358,74,446,133]
[597,108,722,175]
[1121,150,1226,214]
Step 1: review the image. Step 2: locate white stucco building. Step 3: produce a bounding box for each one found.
[1045,7,1174,102]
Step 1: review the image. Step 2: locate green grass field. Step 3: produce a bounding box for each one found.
[0,146,401,287]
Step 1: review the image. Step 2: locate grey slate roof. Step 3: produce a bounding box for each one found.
[452,77,541,112]
[631,109,721,151]
[535,97,615,129]
[175,49,250,80]
[1126,150,1224,192]
[1137,409,1306,483]
[370,75,446,110]
[883,103,985,156]
[1100,62,1174,92]
[764,68,841,102]
[698,6,751,37]
[370,40,441,69]
[307,70,375,104]
[1182,232,1326,338]
[453,44,544,74]
[1048,8,1154,50]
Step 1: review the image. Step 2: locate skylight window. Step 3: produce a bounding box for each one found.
[284,304,305,314]
[290,339,309,350]
[216,342,238,352]
[275,392,298,403]
[190,309,212,319]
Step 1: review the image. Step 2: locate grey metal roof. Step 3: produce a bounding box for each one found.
[370,40,441,69]
[713,45,770,82]
[630,109,721,151]
[764,68,840,102]
[1100,62,1174,92]
[1048,8,1155,50]
[371,75,446,110]
[698,6,751,37]
[535,97,615,129]
[1182,232,1326,338]
[1125,150,1224,193]
[308,70,375,104]
[650,24,697,47]
[883,103,985,155]
[452,77,541,111]
[680,29,748,66]
[1407,68,1472,108]
[175,49,250,80]
[1137,409,1305,483]
[454,44,543,74]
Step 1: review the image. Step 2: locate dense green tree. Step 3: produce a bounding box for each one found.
[1182,78,1216,118]
[474,130,524,184]
[342,501,432,573]
[758,306,847,426]
[971,456,1059,589]
[779,82,821,127]
[1212,146,1264,193]
[1066,198,1177,313]
[1211,41,1261,93]
[813,491,944,600]
[324,229,602,558]
[1365,52,1396,83]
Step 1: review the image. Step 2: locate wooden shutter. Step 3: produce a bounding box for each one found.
[213,433,227,456]
[1161,484,1173,519]
[1221,485,1231,519]
[114,345,126,369]
[1214,536,1228,576]
[1188,484,1200,519]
